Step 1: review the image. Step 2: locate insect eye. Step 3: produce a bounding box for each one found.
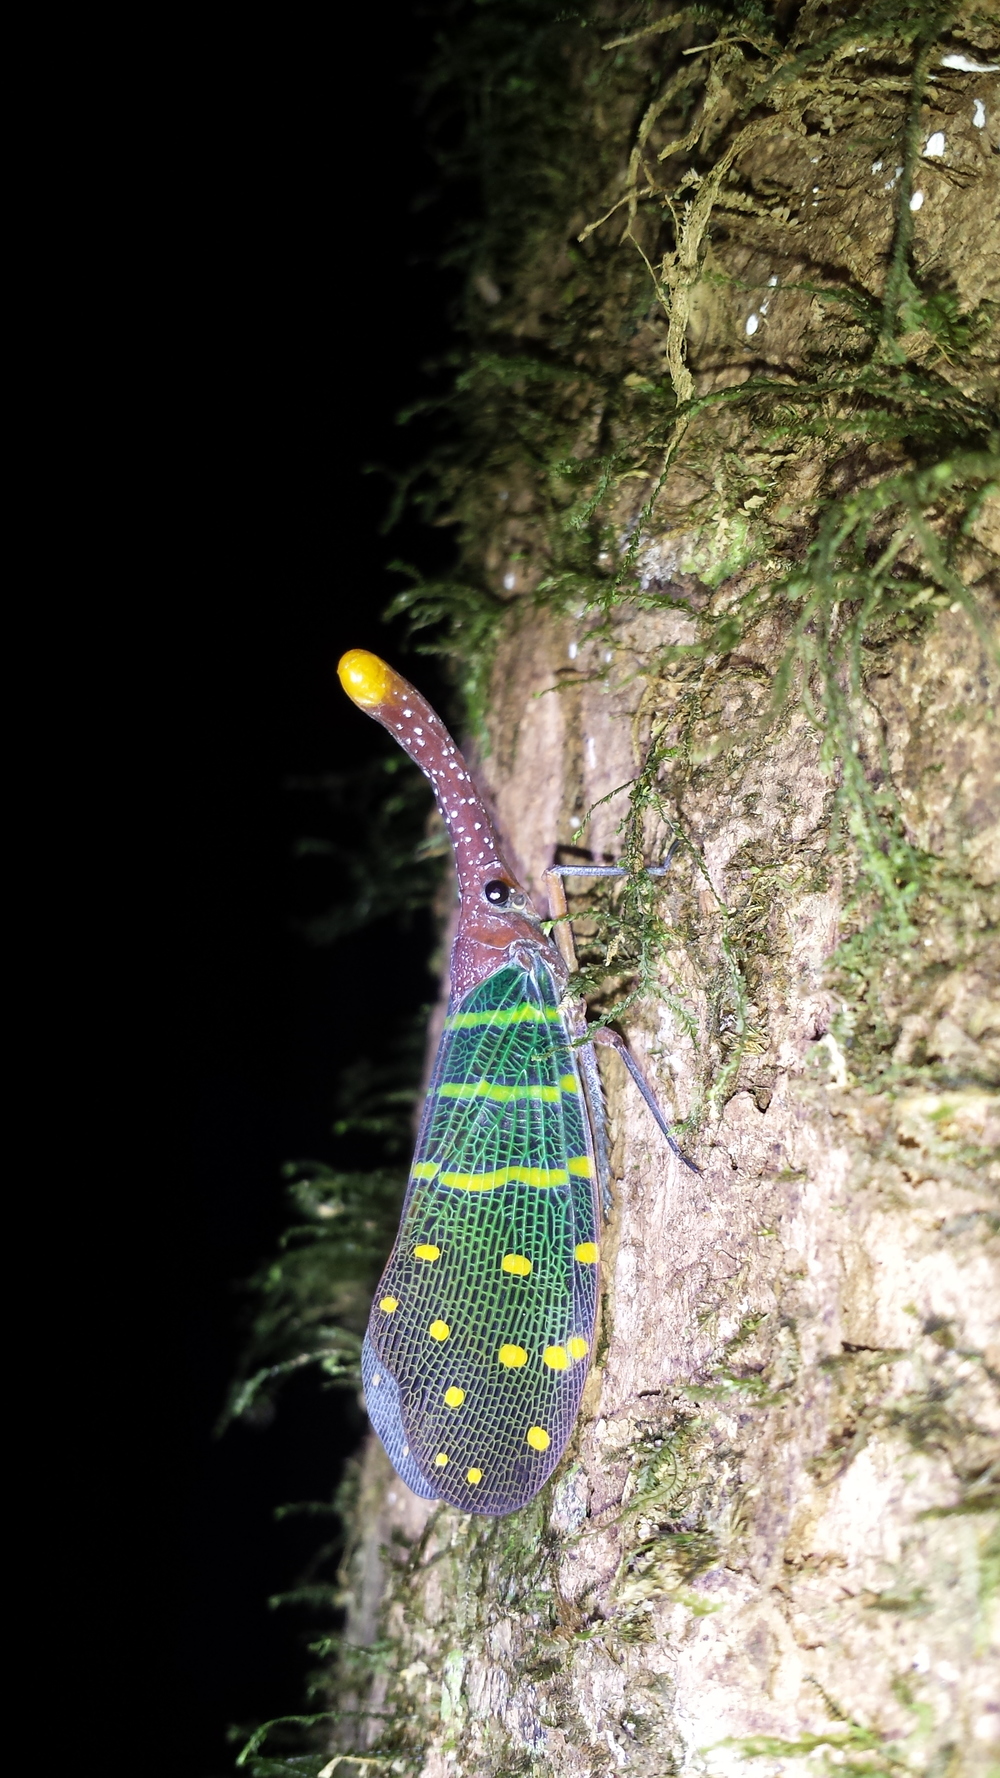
[484,879,511,906]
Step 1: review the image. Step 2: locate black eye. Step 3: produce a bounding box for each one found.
[484,879,511,906]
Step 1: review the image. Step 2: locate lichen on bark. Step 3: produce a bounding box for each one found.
[273,4,1000,1775]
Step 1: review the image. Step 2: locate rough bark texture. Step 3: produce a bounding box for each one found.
[328,6,999,1774]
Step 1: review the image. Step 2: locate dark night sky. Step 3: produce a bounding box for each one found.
[127,11,467,1771]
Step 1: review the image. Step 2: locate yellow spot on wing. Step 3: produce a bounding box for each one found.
[467,1468,483,1485]
[526,1426,550,1452]
[429,1320,450,1341]
[498,1344,528,1369]
[411,1161,440,1180]
[440,1165,569,1191]
[434,1452,449,1468]
[568,1156,594,1177]
[444,1386,465,1408]
[501,1253,532,1276]
[379,1296,398,1313]
[543,1345,568,1370]
[559,1074,579,1092]
[414,1243,441,1262]
[574,1242,599,1264]
[568,1337,590,1360]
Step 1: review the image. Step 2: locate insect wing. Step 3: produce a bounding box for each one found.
[361,1333,439,1499]
[366,959,600,1515]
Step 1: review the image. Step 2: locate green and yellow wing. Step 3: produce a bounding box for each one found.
[365,957,600,1516]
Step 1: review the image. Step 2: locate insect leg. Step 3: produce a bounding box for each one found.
[577,1038,613,1217]
[544,851,676,969]
[542,867,578,972]
[548,852,699,1172]
[590,1026,700,1172]
[544,844,677,882]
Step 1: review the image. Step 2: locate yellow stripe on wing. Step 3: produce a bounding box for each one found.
[439,1165,569,1190]
[429,1158,593,1190]
[444,1004,563,1029]
[438,1081,561,1102]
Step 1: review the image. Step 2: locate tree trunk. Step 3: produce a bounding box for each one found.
[332,5,999,1773]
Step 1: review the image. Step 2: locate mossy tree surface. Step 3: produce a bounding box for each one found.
[260,4,1000,1774]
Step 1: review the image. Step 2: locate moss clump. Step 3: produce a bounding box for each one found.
[236,3,999,1768]
[387,0,997,1107]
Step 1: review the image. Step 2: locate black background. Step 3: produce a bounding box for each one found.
[136,9,466,1771]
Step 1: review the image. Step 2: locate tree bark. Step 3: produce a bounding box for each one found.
[332,5,999,1773]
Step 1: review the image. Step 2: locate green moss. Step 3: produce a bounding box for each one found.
[386,0,998,1103]
[232,1708,401,1774]
[219,1161,409,1431]
[235,1,999,1764]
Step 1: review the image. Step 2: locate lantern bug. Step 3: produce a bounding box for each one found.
[337,649,696,1517]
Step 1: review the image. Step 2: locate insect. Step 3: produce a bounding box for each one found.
[338,649,695,1516]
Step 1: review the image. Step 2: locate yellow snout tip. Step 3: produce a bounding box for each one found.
[338,649,394,710]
